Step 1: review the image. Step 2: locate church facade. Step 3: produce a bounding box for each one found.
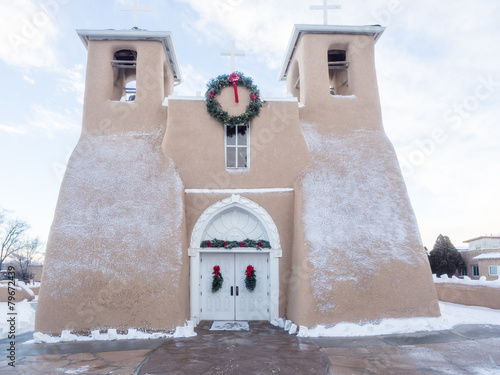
[36,25,440,335]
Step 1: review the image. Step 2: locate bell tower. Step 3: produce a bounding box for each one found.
[280,25,385,132]
[281,25,441,327]
[76,29,181,135]
[35,29,189,335]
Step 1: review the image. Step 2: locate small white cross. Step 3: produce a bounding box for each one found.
[120,0,152,28]
[310,0,341,25]
[220,40,245,72]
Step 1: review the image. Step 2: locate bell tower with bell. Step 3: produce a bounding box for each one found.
[76,29,181,135]
[280,24,440,327]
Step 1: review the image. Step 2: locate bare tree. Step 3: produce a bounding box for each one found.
[12,237,44,281]
[0,211,30,271]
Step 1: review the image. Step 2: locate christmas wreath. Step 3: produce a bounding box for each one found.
[211,265,223,293]
[205,72,262,125]
[245,265,256,292]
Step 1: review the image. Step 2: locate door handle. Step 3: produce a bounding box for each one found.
[236,286,239,296]
[231,286,233,296]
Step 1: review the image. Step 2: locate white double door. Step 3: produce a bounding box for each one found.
[200,252,269,321]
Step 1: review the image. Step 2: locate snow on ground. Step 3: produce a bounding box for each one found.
[0,300,36,338]
[1,301,499,342]
[296,302,500,337]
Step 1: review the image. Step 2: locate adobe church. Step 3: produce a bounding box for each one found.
[36,24,440,335]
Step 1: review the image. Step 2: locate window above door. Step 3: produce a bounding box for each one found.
[225,123,249,170]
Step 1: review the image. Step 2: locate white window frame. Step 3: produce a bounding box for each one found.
[489,265,498,276]
[472,265,479,277]
[224,123,250,171]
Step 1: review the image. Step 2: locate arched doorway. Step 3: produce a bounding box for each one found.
[189,195,282,323]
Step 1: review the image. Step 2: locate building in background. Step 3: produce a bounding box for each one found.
[459,235,500,280]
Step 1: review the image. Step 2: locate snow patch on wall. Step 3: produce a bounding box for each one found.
[300,122,425,311]
[44,129,184,295]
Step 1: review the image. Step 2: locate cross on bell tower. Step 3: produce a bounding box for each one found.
[220,40,245,72]
[310,0,341,25]
[120,0,152,28]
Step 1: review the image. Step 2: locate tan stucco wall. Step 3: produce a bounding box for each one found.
[36,130,190,334]
[435,283,500,310]
[286,33,440,327]
[478,259,500,281]
[0,284,35,302]
[163,98,309,189]
[36,38,188,335]
[30,265,43,282]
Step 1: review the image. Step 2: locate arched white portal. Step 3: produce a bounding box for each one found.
[189,194,282,323]
[202,207,268,244]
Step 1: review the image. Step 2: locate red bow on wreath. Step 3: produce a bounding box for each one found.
[214,265,220,278]
[229,72,240,103]
[246,265,254,278]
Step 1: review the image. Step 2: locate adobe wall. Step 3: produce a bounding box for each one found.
[286,33,440,327]
[36,37,189,335]
[435,283,500,310]
[0,283,35,302]
[162,97,309,189]
[36,129,189,335]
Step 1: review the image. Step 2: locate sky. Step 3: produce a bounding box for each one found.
[0,0,499,252]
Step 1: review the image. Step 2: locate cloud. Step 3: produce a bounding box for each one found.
[178,0,308,69]
[29,104,80,135]
[0,0,65,68]
[174,64,208,96]
[23,75,35,84]
[57,64,86,104]
[0,124,27,135]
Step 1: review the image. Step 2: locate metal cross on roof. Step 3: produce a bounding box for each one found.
[120,0,152,28]
[310,0,341,25]
[220,40,245,72]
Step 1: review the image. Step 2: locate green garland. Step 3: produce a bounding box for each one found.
[205,72,262,125]
[201,238,271,249]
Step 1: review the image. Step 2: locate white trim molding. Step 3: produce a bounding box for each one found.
[190,194,281,249]
[185,188,294,194]
[189,194,282,324]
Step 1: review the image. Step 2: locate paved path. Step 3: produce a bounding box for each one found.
[0,323,499,374]
[315,324,500,374]
[138,321,327,374]
[0,336,168,374]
